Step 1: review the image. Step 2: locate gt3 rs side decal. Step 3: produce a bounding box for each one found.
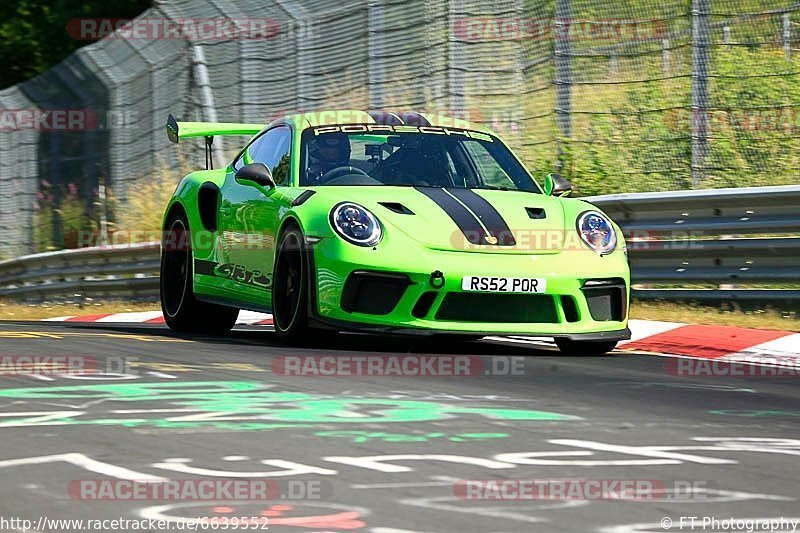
[194,259,272,289]
[414,186,489,246]
[446,188,516,246]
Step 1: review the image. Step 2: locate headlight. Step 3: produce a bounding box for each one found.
[577,210,617,255]
[330,202,382,246]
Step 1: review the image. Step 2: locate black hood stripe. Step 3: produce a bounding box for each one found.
[446,188,517,246]
[414,187,488,245]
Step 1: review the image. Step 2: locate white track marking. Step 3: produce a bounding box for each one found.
[0,453,166,481]
[619,319,685,344]
[96,311,163,322]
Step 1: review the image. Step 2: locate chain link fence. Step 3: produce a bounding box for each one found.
[1,0,799,258]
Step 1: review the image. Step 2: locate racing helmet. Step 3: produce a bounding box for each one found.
[309,132,351,166]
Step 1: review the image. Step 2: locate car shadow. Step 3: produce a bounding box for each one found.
[6,320,560,356]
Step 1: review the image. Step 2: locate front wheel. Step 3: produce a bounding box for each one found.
[160,209,239,334]
[555,338,617,356]
[272,227,311,342]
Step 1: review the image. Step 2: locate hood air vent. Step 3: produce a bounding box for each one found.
[379,202,415,215]
[526,207,546,219]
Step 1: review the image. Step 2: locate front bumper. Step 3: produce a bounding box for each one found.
[309,237,630,337]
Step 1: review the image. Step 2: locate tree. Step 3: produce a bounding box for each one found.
[0,0,151,88]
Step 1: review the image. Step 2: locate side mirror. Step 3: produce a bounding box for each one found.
[235,163,275,189]
[544,173,572,197]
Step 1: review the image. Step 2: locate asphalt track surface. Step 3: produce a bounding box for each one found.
[0,321,798,533]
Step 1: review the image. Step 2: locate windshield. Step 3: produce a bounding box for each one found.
[300,125,541,192]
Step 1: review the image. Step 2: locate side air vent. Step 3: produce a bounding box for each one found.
[292,190,316,206]
[379,202,415,215]
[198,183,219,231]
[526,207,546,219]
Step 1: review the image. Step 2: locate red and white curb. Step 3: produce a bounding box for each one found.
[494,319,800,370]
[41,313,799,369]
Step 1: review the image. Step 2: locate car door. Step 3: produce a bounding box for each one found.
[219,125,292,303]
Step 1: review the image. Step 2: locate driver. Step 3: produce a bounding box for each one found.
[306,132,351,184]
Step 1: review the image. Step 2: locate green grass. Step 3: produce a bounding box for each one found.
[631,300,799,331]
[0,300,159,321]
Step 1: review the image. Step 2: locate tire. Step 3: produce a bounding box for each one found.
[272,226,311,342]
[160,208,239,334]
[555,338,617,356]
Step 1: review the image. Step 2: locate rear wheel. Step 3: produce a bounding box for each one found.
[272,227,311,342]
[160,209,239,334]
[555,338,617,356]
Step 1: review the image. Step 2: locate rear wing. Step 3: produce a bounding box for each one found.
[166,114,263,169]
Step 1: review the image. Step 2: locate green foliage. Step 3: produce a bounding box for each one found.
[33,180,96,251]
[32,205,55,252]
[519,45,800,195]
[0,0,150,88]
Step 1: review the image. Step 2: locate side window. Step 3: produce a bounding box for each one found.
[462,139,515,189]
[232,126,292,185]
[249,126,292,186]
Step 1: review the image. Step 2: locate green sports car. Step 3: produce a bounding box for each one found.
[161,110,630,354]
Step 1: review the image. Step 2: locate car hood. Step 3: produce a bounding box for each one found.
[309,186,571,254]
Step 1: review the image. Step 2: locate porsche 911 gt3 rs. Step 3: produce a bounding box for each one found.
[161,110,630,354]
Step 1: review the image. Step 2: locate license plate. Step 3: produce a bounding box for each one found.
[461,276,547,294]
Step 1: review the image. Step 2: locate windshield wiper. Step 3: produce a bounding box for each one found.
[475,185,511,191]
[473,185,543,194]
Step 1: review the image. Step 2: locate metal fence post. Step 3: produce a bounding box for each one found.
[368,0,385,109]
[691,0,710,187]
[191,45,225,166]
[448,0,466,115]
[783,13,792,61]
[554,0,572,166]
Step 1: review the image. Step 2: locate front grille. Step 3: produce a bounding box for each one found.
[341,271,410,315]
[435,293,559,323]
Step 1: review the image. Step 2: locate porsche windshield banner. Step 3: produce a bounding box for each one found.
[311,124,494,142]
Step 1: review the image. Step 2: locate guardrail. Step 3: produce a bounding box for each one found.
[587,184,800,301]
[0,185,798,303]
[0,242,160,302]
